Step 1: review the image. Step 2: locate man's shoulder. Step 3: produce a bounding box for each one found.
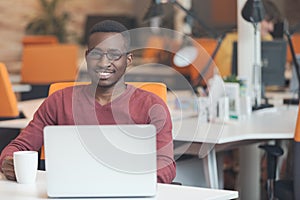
[47,84,89,100]
[128,85,165,104]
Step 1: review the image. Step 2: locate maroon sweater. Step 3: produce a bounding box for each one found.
[0,84,176,183]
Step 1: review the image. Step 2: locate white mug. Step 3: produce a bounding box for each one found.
[13,151,38,184]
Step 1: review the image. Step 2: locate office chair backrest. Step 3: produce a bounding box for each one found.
[294,108,300,142]
[286,33,300,64]
[190,38,217,84]
[22,35,58,47]
[39,81,167,160]
[143,35,180,59]
[21,44,78,84]
[194,38,218,56]
[48,81,167,102]
[293,106,300,199]
[142,35,165,60]
[0,63,19,118]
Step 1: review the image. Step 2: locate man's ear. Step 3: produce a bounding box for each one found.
[126,53,133,66]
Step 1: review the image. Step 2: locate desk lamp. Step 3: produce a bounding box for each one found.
[241,0,273,110]
[144,0,217,38]
[144,0,226,95]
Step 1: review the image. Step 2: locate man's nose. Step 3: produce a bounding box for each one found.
[96,55,112,66]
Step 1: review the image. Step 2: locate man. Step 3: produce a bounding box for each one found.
[0,20,176,183]
[215,0,282,77]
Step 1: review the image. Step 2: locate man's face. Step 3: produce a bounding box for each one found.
[86,32,132,87]
[261,20,274,38]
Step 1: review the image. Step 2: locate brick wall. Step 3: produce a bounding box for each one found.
[0,0,135,73]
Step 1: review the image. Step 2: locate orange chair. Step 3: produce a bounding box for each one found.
[173,37,218,87]
[0,63,22,153]
[190,38,218,85]
[21,44,78,84]
[142,36,165,61]
[47,82,167,103]
[286,33,300,64]
[142,35,180,66]
[0,63,19,119]
[20,44,79,100]
[39,81,168,161]
[22,35,58,47]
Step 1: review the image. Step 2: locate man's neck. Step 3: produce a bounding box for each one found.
[93,83,127,105]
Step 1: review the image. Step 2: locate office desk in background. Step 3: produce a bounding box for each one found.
[0,171,238,200]
[12,84,31,93]
[173,104,298,200]
[0,98,45,129]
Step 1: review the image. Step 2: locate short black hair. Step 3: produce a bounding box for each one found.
[88,20,131,50]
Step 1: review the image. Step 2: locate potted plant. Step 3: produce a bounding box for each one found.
[25,0,70,43]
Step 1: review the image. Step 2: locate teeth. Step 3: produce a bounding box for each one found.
[96,71,113,79]
[99,72,110,76]
[96,70,113,73]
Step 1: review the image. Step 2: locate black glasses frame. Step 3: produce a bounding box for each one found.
[86,48,128,61]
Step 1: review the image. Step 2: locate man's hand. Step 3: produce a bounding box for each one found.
[1,156,16,181]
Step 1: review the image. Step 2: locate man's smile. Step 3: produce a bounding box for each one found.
[95,69,115,79]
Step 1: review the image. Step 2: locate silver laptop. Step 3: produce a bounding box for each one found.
[43,125,157,198]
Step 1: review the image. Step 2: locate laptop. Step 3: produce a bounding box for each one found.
[43,125,157,198]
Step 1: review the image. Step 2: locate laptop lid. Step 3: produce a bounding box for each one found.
[43,125,157,198]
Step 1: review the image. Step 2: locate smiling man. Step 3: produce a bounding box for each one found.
[0,20,176,183]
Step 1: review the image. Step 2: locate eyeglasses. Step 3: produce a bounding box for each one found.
[86,48,126,61]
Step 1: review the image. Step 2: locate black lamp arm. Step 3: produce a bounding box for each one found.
[170,0,218,39]
[285,30,300,99]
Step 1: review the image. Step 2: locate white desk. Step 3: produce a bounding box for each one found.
[12,84,31,93]
[18,98,45,119]
[173,105,298,198]
[0,98,44,129]
[0,96,297,198]
[174,106,297,144]
[0,171,238,200]
[9,74,32,92]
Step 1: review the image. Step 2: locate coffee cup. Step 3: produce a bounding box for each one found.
[13,151,38,184]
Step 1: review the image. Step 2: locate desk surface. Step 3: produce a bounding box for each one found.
[12,84,31,93]
[0,98,45,129]
[18,98,45,119]
[0,98,298,145]
[173,105,298,144]
[0,171,238,200]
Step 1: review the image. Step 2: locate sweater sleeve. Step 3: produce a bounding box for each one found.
[148,99,176,183]
[0,94,59,171]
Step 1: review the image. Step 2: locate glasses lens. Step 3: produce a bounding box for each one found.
[107,49,123,60]
[87,49,102,59]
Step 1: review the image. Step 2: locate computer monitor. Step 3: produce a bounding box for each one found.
[232,40,287,90]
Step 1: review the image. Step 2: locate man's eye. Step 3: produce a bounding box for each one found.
[90,51,101,55]
[110,52,121,57]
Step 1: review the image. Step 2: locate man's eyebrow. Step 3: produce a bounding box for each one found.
[89,47,122,51]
